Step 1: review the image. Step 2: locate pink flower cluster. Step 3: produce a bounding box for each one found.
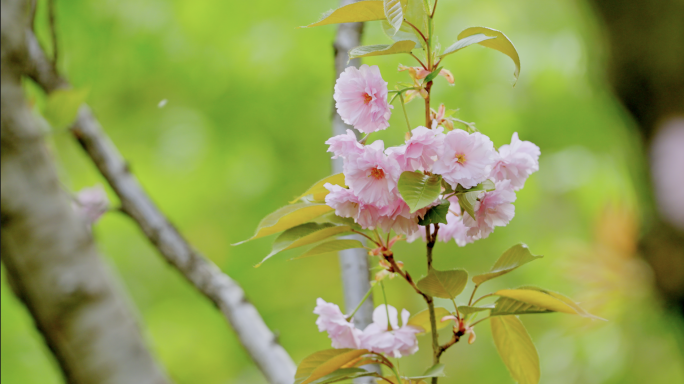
[314,299,421,357]
[328,65,540,245]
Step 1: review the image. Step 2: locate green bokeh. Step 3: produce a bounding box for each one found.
[3,0,684,383]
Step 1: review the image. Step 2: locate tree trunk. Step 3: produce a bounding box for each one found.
[0,1,172,383]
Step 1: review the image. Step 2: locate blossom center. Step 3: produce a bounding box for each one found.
[455,153,467,164]
[363,93,373,104]
[369,167,385,180]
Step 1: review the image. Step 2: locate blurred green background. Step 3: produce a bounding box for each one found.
[3,0,684,383]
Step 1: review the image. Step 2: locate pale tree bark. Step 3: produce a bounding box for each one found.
[331,0,379,380]
[22,17,296,384]
[1,0,171,383]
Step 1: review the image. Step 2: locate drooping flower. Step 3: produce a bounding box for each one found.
[438,199,477,246]
[377,197,422,236]
[389,126,445,172]
[463,179,516,239]
[334,64,392,133]
[343,140,401,207]
[359,304,421,358]
[74,185,109,224]
[324,184,381,229]
[325,129,364,159]
[314,298,362,349]
[490,132,540,190]
[432,130,497,189]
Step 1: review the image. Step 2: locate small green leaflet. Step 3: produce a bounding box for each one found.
[418,199,450,226]
[440,33,496,57]
[300,1,385,28]
[406,363,446,379]
[423,66,443,83]
[458,304,494,315]
[397,171,442,213]
[292,239,364,259]
[417,268,468,299]
[349,40,416,59]
[472,243,543,285]
[256,223,351,267]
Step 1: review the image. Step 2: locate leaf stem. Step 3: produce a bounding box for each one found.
[471,293,495,307]
[351,229,381,247]
[469,316,492,328]
[410,53,427,69]
[398,93,412,135]
[431,0,439,18]
[380,280,392,331]
[403,19,428,43]
[346,284,374,322]
[468,284,480,306]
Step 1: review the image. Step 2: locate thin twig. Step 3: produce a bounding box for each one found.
[431,0,439,18]
[48,0,58,64]
[352,229,381,246]
[403,19,428,42]
[410,52,427,69]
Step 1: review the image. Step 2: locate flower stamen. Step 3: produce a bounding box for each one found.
[369,167,385,180]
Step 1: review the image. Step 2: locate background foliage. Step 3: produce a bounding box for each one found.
[3,0,684,383]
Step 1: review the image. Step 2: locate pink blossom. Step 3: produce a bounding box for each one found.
[343,141,401,207]
[463,180,516,239]
[377,198,422,236]
[439,202,476,246]
[325,129,364,159]
[359,304,421,358]
[391,126,445,172]
[324,183,382,229]
[74,185,109,224]
[490,132,540,190]
[433,130,497,189]
[314,298,362,349]
[334,64,392,133]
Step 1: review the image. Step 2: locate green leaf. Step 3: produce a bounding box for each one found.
[472,243,543,285]
[308,368,373,384]
[233,203,333,245]
[406,307,451,334]
[397,171,442,213]
[455,27,521,83]
[43,88,89,129]
[294,349,370,384]
[417,199,450,226]
[315,212,363,231]
[301,1,385,28]
[417,268,468,299]
[490,316,540,384]
[290,173,346,203]
[491,296,552,316]
[493,287,604,319]
[349,40,416,59]
[381,20,424,48]
[384,0,403,34]
[406,363,446,379]
[423,66,443,83]
[440,33,497,57]
[404,0,428,38]
[458,304,494,315]
[256,223,351,267]
[293,239,364,259]
[456,191,479,220]
[453,179,495,194]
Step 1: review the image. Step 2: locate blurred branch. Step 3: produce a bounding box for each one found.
[1,0,171,382]
[331,0,379,381]
[587,0,684,312]
[22,28,296,384]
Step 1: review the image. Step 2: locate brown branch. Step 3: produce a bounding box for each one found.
[436,329,464,360]
[22,29,296,383]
